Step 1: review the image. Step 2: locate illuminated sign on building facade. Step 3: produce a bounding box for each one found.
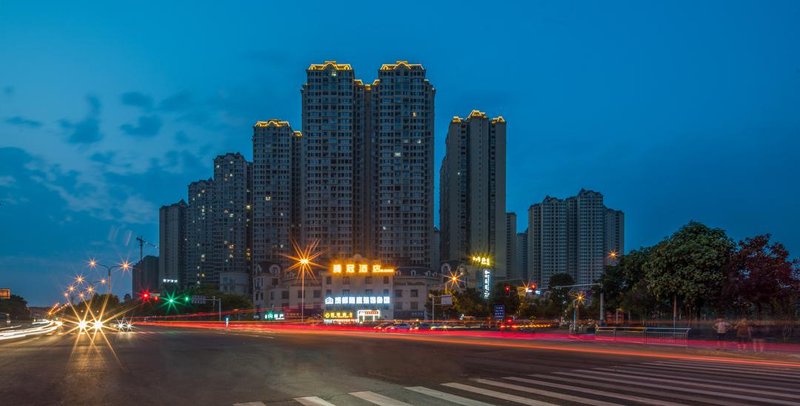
[330,263,395,274]
[482,269,491,299]
[324,296,392,305]
[324,311,354,319]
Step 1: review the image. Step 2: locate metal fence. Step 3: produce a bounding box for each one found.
[596,326,691,347]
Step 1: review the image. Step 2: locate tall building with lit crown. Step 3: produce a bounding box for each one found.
[300,61,435,269]
[440,110,507,277]
[159,200,187,288]
[186,179,214,286]
[527,189,624,288]
[301,61,361,260]
[373,61,435,268]
[212,153,252,287]
[252,119,301,268]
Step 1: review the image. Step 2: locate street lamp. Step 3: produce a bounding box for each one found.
[284,240,322,323]
[88,259,131,294]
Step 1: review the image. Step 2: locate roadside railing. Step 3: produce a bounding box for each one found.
[596,326,690,347]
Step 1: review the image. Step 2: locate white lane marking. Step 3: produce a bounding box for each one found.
[506,376,686,406]
[233,402,266,406]
[474,378,621,406]
[601,365,800,396]
[532,373,738,406]
[557,370,800,406]
[406,386,495,406]
[443,382,558,406]
[649,360,800,379]
[294,396,336,406]
[349,391,413,406]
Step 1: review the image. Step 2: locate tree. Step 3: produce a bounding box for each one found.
[491,282,520,316]
[723,234,800,318]
[644,222,734,318]
[0,294,30,320]
[452,288,489,318]
[548,273,575,317]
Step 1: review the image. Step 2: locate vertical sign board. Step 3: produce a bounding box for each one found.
[0,288,10,300]
[493,304,505,320]
[482,269,491,299]
[440,295,453,306]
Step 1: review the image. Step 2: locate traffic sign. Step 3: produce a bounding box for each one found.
[191,295,206,304]
[440,294,453,306]
[0,288,10,300]
[493,304,505,320]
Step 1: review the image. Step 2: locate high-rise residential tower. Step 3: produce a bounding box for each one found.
[252,120,301,268]
[440,110,507,277]
[373,61,436,268]
[605,208,624,266]
[527,189,624,288]
[516,230,529,282]
[300,61,435,268]
[505,212,518,280]
[159,200,187,288]
[213,153,252,282]
[186,179,214,286]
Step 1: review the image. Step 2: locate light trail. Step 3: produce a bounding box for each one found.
[138,320,800,369]
[0,320,59,341]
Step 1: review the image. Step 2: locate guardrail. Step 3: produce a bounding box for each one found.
[596,326,690,347]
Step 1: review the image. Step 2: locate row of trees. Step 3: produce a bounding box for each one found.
[594,222,800,322]
[428,222,799,325]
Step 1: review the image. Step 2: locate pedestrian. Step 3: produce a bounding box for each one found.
[713,317,730,350]
[735,318,751,351]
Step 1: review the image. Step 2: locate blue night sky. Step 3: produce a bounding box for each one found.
[1,1,798,305]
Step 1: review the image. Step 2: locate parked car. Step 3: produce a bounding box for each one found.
[373,322,393,331]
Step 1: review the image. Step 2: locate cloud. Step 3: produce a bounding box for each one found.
[59,95,103,144]
[120,115,162,137]
[0,175,15,186]
[121,91,154,109]
[158,91,193,112]
[5,116,42,127]
[118,195,157,224]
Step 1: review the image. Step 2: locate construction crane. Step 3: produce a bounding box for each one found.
[135,236,158,262]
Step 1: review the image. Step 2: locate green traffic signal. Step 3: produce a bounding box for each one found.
[184,296,190,303]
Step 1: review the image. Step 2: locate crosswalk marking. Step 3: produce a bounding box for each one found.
[599,365,800,396]
[349,391,413,406]
[505,376,687,406]
[294,396,336,406]
[530,373,736,406]
[473,378,622,406]
[442,382,558,406]
[636,362,800,383]
[557,369,800,406]
[405,386,495,406]
[650,360,800,379]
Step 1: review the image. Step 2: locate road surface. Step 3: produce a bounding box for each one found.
[1,324,799,405]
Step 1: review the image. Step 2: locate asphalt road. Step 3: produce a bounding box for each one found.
[2,325,800,406]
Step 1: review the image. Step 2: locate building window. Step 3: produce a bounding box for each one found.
[395,289,402,298]
[365,276,372,284]
[396,302,403,310]
[344,277,351,285]
[411,289,419,298]
[281,291,289,300]
[297,290,303,299]
[326,276,332,284]
[313,290,321,298]
[383,276,389,284]
[410,302,418,310]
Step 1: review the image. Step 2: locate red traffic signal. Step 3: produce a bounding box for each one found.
[529,283,537,290]
[504,285,511,296]
[140,290,151,301]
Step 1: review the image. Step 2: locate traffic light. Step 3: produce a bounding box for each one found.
[140,291,150,301]
[504,285,511,296]
[184,296,190,303]
[529,283,537,290]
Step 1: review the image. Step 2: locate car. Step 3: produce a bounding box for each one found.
[373,322,393,331]
[114,319,133,332]
[385,323,411,331]
[411,322,431,331]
